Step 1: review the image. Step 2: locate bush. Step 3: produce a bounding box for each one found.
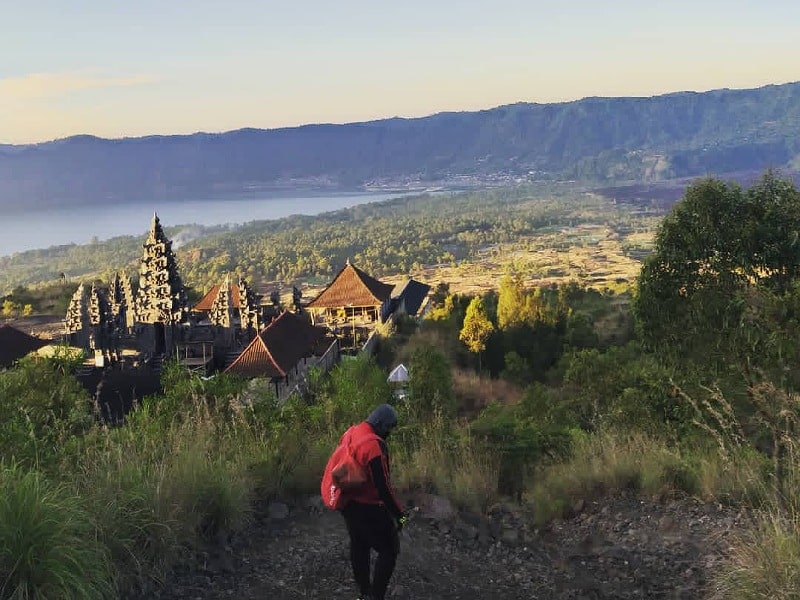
[406,344,456,422]
[0,355,93,469]
[471,402,572,501]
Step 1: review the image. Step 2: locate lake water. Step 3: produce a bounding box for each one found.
[0,191,405,257]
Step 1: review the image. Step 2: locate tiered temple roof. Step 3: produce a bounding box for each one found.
[209,274,235,328]
[88,282,110,328]
[237,278,260,331]
[193,278,243,312]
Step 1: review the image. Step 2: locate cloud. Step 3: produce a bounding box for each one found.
[0,71,157,100]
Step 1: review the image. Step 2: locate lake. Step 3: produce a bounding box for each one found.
[0,191,405,257]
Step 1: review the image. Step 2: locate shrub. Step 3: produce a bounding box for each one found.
[406,344,456,422]
[0,356,93,469]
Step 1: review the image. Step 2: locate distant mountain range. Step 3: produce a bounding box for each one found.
[2,82,800,208]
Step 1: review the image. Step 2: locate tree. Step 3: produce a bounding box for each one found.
[633,172,800,370]
[407,344,455,421]
[459,296,495,371]
[497,274,528,329]
[2,300,16,318]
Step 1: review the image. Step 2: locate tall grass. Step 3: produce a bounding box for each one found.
[73,397,266,591]
[394,415,500,513]
[713,510,800,600]
[526,434,699,523]
[712,455,800,599]
[0,466,114,600]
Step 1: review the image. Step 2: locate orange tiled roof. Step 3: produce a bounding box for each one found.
[192,282,243,312]
[224,311,327,379]
[306,262,393,309]
[0,325,48,368]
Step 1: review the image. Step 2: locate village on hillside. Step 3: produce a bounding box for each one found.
[0,214,431,420]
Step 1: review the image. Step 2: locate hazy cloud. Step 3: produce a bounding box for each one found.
[0,71,157,100]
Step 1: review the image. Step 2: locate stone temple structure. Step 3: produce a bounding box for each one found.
[133,213,189,356]
[109,270,135,334]
[65,283,91,349]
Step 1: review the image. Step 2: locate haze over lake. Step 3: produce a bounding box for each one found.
[0,191,404,258]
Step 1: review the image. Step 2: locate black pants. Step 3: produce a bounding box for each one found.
[342,501,399,600]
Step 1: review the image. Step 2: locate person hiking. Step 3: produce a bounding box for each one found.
[338,403,408,600]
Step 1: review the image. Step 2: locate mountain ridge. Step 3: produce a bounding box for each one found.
[2,81,800,207]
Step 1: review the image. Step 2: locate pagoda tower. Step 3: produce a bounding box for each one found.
[87,282,112,350]
[237,277,260,334]
[109,270,135,334]
[209,274,235,328]
[65,283,91,348]
[134,213,188,355]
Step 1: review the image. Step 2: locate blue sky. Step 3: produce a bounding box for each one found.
[2,0,799,143]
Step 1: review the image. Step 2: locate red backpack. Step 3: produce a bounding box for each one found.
[321,426,378,510]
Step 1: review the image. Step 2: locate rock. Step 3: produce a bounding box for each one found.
[500,526,519,546]
[413,493,456,521]
[304,495,324,513]
[454,521,479,542]
[268,501,290,520]
[572,498,586,515]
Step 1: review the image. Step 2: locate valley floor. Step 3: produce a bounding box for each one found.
[135,491,744,600]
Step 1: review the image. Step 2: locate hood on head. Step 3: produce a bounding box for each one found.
[366,403,398,438]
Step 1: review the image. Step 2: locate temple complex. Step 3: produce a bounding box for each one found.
[53,216,432,412]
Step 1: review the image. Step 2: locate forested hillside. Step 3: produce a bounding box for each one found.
[0,184,660,297]
[1,82,799,207]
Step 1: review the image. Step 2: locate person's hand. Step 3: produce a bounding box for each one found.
[396,512,410,531]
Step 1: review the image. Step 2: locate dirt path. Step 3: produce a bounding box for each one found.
[139,492,744,600]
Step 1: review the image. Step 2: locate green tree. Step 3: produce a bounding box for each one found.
[497,274,531,329]
[407,344,455,421]
[459,296,495,371]
[634,172,800,371]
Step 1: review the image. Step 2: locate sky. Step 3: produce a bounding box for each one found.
[2,0,799,144]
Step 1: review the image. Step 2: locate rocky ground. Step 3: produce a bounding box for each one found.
[134,491,746,600]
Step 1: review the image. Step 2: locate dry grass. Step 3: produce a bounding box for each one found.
[452,368,523,416]
[713,510,800,599]
[413,222,652,297]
